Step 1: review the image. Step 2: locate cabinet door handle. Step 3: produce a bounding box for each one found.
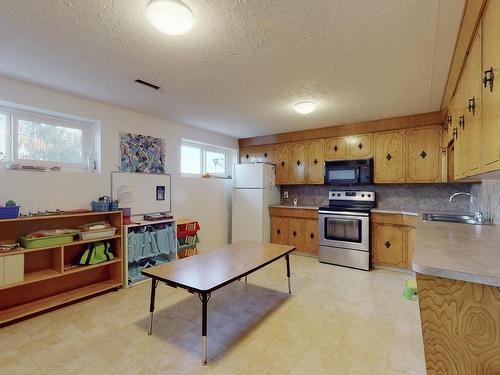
[264,152,268,158]
[313,158,318,165]
[420,151,427,159]
[281,161,285,167]
[453,127,458,140]
[296,160,301,166]
[310,233,315,239]
[277,229,281,235]
[459,115,465,129]
[483,67,494,92]
[293,231,297,237]
[467,97,476,115]
[385,241,391,248]
[386,153,392,161]
[245,154,249,159]
[445,115,452,131]
[358,143,363,149]
[333,145,338,152]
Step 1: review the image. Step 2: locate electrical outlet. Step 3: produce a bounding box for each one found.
[283,191,289,199]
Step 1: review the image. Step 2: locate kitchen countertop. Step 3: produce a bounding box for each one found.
[269,204,319,210]
[370,209,418,216]
[413,217,500,287]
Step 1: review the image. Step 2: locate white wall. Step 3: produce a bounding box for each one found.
[0,76,237,250]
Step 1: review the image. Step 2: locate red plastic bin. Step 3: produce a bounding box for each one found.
[177,221,200,238]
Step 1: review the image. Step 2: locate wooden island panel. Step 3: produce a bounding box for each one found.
[417,274,500,375]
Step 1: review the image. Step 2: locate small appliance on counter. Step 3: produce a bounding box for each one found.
[318,190,376,270]
[324,159,373,185]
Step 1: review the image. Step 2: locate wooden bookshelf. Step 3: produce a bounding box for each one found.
[0,211,123,325]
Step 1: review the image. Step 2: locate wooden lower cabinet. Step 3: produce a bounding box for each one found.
[303,219,319,254]
[269,207,318,255]
[371,212,416,270]
[270,216,288,245]
[372,224,405,268]
[287,218,304,250]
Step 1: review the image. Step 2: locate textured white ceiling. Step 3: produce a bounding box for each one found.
[0,0,464,138]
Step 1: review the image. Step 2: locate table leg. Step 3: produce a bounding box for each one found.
[148,279,159,336]
[285,254,291,294]
[200,292,210,365]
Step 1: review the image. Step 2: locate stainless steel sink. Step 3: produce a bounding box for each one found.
[422,213,492,225]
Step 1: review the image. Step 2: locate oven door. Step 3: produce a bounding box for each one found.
[318,211,369,251]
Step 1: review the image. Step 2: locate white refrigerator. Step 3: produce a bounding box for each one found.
[231,163,281,243]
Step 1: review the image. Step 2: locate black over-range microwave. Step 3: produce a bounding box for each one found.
[324,159,373,185]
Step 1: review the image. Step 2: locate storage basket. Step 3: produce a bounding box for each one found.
[79,227,117,241]
[0,206,20,219]
[91,197,110,212]
[109,200,119,211]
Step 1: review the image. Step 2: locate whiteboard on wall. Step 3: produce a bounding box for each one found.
[111,172,171,216]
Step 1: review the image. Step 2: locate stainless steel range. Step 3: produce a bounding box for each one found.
[318,190,376,270]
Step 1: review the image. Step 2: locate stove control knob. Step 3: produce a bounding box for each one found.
[368,194,371,198]
[361,194,365,197]
[337,193,341,196]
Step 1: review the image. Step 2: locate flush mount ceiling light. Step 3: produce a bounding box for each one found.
[145,0,194,36]
[294,101,317,114]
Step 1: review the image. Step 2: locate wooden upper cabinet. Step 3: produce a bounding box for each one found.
[374,130,406,183]
[256,145,275,164]
[303,219,319,255]
[324,137,346,160]
[346,133,373,158]
[275,143,291,184]
[481,0,500,171]
[324,134,372,160]
[239,147,253,163]
[240,145,275,164]
[271,216,288,245]
[464,28,482,174]
[289,142,307,184]
[406,126,442,183]
[306,139,324,184]
[453,77,468,180]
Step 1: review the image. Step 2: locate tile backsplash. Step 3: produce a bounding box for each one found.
[280,183,475,213]
[472,179,500,224]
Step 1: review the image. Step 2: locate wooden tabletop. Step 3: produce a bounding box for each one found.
[142,241,295,293]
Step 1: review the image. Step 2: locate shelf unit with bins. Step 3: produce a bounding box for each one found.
[124,218,177,288]
[0,211,123,325]
[176,219,200,258]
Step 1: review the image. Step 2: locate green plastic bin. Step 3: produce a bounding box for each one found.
[20,231,79,249]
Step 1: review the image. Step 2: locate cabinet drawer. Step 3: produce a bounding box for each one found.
[372,224,405,267]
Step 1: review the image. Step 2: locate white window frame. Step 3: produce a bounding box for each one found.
[0,102,101,173]
[181,139,236,178]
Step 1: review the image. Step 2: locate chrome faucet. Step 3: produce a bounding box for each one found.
[449,192,486,223]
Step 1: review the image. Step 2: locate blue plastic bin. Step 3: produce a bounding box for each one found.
[0,206,20,219]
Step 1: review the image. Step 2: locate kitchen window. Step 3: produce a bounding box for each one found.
[0,104,100,172]
[181,139,235,177]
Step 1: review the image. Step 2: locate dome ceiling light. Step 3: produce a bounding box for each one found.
[145,0,194,36]
[294,101,317,114]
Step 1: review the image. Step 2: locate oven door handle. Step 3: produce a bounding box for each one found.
[318,211,369,217]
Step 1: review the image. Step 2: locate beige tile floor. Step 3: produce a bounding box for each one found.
[0,254,426,375]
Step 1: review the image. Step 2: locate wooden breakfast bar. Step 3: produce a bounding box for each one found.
[141,240,296,365]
